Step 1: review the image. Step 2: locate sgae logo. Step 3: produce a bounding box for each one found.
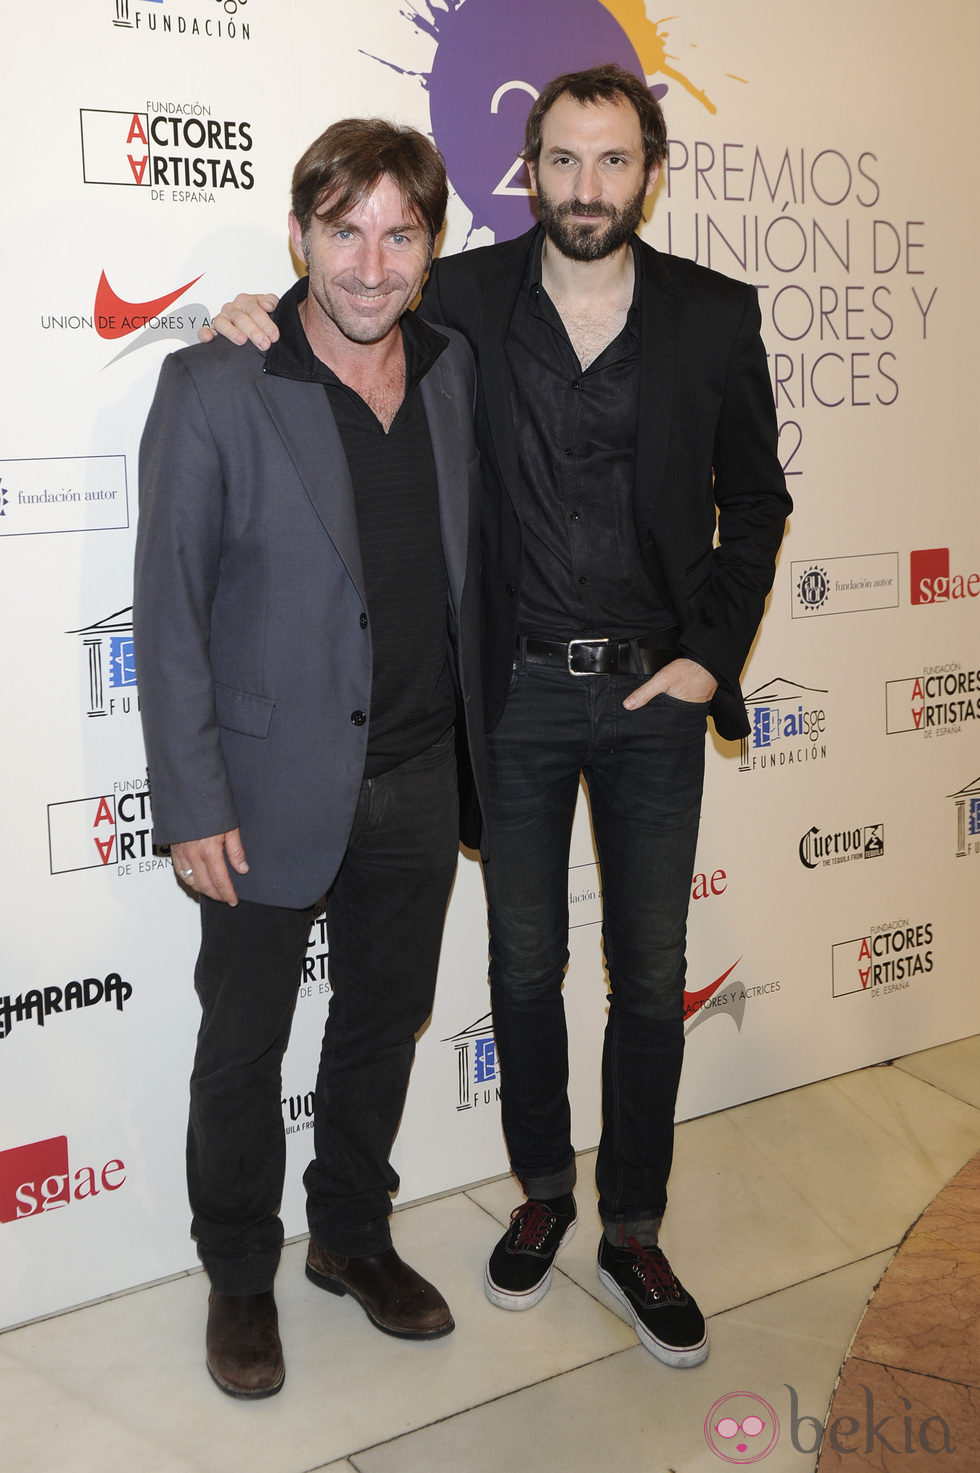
[910,547,980,605]
[0,1136,126,1223]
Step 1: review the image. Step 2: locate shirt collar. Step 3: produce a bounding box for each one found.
[526,229,641,330]
[264,276,448,390]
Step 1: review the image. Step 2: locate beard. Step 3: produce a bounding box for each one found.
[536,178,647,262]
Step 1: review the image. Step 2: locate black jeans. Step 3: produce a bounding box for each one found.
[186,730,459,1294]
[483,660,707,1243]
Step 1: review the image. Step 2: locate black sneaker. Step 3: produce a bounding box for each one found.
[484,1197,577,1310]
[597,1236,709,1367]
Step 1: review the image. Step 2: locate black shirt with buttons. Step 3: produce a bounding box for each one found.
[504,234,672,640]
[266,280,455,778]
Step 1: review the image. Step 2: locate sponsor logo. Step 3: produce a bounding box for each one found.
[47,777,168,877]
[684,962,782,1037]
[0,456,128,537]
[40,272,211,367]
[443,1013,500,1112]
[67,606,138,719]
[832,918,933,998]
[949,776,980,859]
[298,912,331,1000]
[799,823,883,869]
[0,1136,127,1223]
[0,973,133,1042]
[111,0,250,42]
[739,678,829,772]
[792,553,899,617]
[381,4,726,245]
[910,547,980,605]
[282,1091,315,1137]
[572,861,729,922]
[692,866,728,901]
[80,105,254,203]
[569,860,602,929]
[885,662,980,737]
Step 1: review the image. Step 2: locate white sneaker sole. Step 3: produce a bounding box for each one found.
[597,1263,709,1368]
[484,1218,577,1311]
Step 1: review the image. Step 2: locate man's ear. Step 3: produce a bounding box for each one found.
[646,163,662,197]
[526,158,538,197]
[287,211,305,260]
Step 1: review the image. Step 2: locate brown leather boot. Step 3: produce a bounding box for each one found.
[306,1239,454,1339]
[205,1289,285,1398]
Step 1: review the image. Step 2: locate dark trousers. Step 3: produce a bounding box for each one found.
[186,730,459,1294]
[483,660,707,1243]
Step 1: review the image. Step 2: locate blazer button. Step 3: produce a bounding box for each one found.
[505,583,516,598]
[359,613,368,629]
[351,710,366,726]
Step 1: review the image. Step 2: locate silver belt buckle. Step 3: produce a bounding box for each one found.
[567,637,609,675]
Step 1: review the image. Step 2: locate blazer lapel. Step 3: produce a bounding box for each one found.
[420,350,469,605]
[634,242,678,536]
[255,371,367,602]
[476,232,533,507]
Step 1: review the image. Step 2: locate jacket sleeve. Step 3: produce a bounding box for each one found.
[678,286,792,687]
[133,351,239,846]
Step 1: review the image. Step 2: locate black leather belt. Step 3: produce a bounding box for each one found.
[522,632,680,677]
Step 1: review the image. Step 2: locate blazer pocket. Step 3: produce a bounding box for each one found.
[215,682,276,739]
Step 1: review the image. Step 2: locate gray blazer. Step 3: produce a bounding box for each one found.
[134,322,486,908]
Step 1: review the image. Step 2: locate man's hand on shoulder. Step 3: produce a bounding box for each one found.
[623,657,718,711]
[170,829,249,905]
[197,294,280,349]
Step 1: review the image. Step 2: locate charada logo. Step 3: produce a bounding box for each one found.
[383,3,726,244]
[0,974,133,1042]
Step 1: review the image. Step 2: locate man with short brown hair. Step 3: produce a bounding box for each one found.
[136,118,485,1397]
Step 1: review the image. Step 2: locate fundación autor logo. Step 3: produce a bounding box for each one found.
[704,1384,955,1461]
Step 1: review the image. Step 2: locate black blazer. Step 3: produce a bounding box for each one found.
[421,227,792,740]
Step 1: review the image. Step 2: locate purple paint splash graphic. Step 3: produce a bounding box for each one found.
[367,0,667,244]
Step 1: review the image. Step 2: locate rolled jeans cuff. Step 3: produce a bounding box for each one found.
[201,1247,280,1297]
[310,1214,394,1260]
[519,1154,577,1203]
[602,1214,664,1249]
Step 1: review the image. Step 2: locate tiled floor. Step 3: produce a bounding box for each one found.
[3,1035,979,1473]
[816,1149,980,1472]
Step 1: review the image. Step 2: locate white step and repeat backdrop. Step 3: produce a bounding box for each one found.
[2,0,978,1327]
